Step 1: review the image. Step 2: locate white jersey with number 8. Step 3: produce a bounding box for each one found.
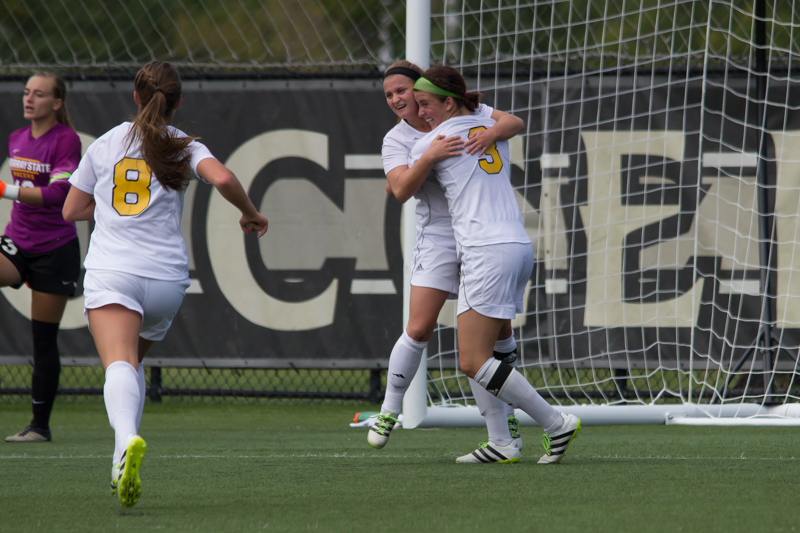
[69,122,215,281]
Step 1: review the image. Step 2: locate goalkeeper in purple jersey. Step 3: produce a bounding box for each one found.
[1,73,82,443]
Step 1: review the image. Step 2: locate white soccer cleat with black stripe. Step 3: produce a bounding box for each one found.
[538,413,581,464]
[456,442,520,464]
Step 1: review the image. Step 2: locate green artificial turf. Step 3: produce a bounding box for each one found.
[1,402,798,532]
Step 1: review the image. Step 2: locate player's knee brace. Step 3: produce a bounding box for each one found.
[475,359,514,398]
[493,350,517,365]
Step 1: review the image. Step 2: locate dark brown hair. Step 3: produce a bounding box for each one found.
[420,66,481,112]
[383,60,424,79]
[129,61,196,191]
[31,72,74,130]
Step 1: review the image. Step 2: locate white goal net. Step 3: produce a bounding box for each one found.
[404,0,800,426]
[0,0,403,74]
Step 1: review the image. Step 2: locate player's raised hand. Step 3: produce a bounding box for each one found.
[464,127,498,157]
[427,134,464,163]
[240,212,269,237]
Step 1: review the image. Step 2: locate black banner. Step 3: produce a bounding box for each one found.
[1,77,798,372]
[0,79,406,368]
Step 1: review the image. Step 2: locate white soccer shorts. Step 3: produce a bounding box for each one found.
[457,242,534,319]
[409,232,460,298]
[83,270,191,341]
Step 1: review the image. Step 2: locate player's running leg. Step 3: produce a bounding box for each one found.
[90,304,148,505]
[473,357,580,464]
[104,360,145,504]
[457,327,522,463]
[369,286,449,449]
[458,376,518,463]
[492,330,523,450]
[368,331,425,449]
[460,310,581,465]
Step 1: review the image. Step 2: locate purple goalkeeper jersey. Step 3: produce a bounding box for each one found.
[5,123,80,254]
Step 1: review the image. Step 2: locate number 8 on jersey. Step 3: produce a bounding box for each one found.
[113,158,152,216]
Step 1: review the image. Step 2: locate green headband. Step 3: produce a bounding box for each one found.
[413,77,461,99]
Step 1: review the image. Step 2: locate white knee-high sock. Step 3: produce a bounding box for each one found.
[471,377,512,446]
[104,361,140,466]
[136,363,146,432]
[474,358,562,434]
[381,331,428,417]
[493,334,517,355]
[493,334,518,418]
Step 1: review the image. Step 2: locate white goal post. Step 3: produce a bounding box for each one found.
[402,0,800,427]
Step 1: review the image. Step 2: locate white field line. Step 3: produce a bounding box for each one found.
[576,454,797,461]
[1,453,797,461]
[0,453,430,460]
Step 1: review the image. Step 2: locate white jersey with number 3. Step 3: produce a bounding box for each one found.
[69,122,215,281]
[410,115,530,248]
[382,104,494,237]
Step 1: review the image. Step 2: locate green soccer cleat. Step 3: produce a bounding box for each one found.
[538,413,580,465]
[456,441,520,464]
[118,436,146,507]
[508,415,523,450]
[367,414,399,449]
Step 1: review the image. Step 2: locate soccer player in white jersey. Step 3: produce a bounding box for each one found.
[370,61,529,464]
[62,61,269,507]
[409,66,581,465]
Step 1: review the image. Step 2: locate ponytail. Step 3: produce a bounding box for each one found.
[129,61,196,191]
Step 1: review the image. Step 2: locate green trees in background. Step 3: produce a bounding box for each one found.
[434,1,797,71]
[0,0,795,73]
[0,0,404,72]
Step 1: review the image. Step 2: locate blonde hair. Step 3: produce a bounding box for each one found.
[30,72,74,130]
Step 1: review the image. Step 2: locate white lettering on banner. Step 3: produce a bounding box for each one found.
[578,131,704,328]
[208,129,336,331]
[259,178,388,270]
[773,132,800,329]
[0,132,96,329]
[640,176,760,274]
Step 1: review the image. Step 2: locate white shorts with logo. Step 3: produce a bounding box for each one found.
[457,242,534,319]
[83,270,191,341]
[409,232,460,297]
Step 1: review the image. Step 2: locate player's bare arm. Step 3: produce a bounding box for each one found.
[196,157,268,237]
[464,110,524,156]
[386,134,463,203]
[62,185,96,221]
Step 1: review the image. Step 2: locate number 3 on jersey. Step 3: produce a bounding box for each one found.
[113,158,152,216]
[469,126,503,174]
